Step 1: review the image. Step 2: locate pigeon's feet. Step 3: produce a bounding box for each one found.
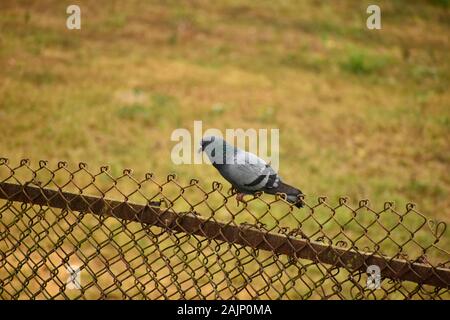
[236,193,247,206]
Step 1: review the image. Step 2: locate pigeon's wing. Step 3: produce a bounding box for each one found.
[219,151,281,192]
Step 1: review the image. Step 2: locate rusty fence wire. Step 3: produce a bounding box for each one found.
[0,158,449,300]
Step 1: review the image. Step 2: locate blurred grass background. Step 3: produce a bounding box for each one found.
[0,0,449,299]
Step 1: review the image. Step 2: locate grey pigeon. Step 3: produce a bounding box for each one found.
[199,136,304,208]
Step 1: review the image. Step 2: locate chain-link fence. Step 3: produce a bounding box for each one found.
[0,158,449,299]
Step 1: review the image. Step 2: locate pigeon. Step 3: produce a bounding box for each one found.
[199,136,304,208]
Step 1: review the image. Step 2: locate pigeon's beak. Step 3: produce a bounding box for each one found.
[198,145,203,153]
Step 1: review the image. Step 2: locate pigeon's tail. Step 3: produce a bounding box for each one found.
[275,182,304,208]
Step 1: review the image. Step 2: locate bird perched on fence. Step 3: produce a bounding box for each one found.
[199,136,304,208]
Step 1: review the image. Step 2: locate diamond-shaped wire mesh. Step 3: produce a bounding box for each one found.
[0,158,449,299]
